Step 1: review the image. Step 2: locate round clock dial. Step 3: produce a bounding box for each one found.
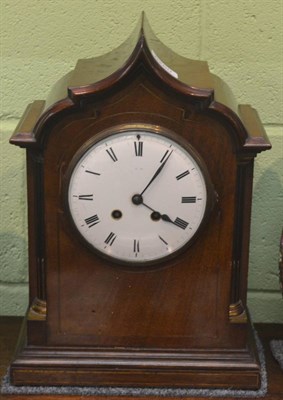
[67,125,211,265]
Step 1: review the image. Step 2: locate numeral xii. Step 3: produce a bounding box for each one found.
[134,141,143,156]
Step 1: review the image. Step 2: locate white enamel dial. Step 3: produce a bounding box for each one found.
[67,127,209,265]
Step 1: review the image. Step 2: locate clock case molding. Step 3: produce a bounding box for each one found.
[10,14,271,388]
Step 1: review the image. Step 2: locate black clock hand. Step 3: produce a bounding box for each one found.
[160,213,174,223]
[140,150,173,196]
[147,206,178,226]
[143,203,187,229]
[140,201,155,213]
[132,195,178,227]
[142,202,172,222]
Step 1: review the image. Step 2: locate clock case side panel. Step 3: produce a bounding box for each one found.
[8,101,48,347]
[207,102,271,323]
[230,159,255,322]
[25,149,48,345]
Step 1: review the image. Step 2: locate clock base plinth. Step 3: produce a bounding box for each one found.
[10,319,261,390]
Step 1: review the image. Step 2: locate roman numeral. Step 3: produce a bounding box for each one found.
[104,232,117,246]
[85,214,100,227]
[176,170,190,180]
[158,235,168,246]
[133,239,140,256]
[134,141,143,156]
[85,170,101,176]
[106,147,118,162]
[76,194,93,201]
[182,196,196,203]
[174,217,189,230]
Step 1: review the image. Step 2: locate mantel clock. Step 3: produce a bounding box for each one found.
[9,15,271,389]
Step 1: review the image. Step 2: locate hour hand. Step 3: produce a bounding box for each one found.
[131,195,180,228]
[160,213,174,223]
[153,211,176,224]
[146,206,188,230]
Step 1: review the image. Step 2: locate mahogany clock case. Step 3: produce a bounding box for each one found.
[9,14,271,389]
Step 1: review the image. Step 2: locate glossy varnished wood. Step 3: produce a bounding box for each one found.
[1,318,282,399]
[9,13,271,388]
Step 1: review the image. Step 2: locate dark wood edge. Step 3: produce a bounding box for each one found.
[209,102,271,155]
[68,13,214,101]
[238,104,272,151]
[32,98,75,147]
[9,101,45,147]
[9,16,271,160]
[9,15,214,149]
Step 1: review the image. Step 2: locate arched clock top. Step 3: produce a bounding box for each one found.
[10,12,270,156]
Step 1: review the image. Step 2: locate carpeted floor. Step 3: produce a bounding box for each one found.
[270,339,283,370]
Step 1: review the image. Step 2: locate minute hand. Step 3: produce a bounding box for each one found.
[140,150,173,196]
